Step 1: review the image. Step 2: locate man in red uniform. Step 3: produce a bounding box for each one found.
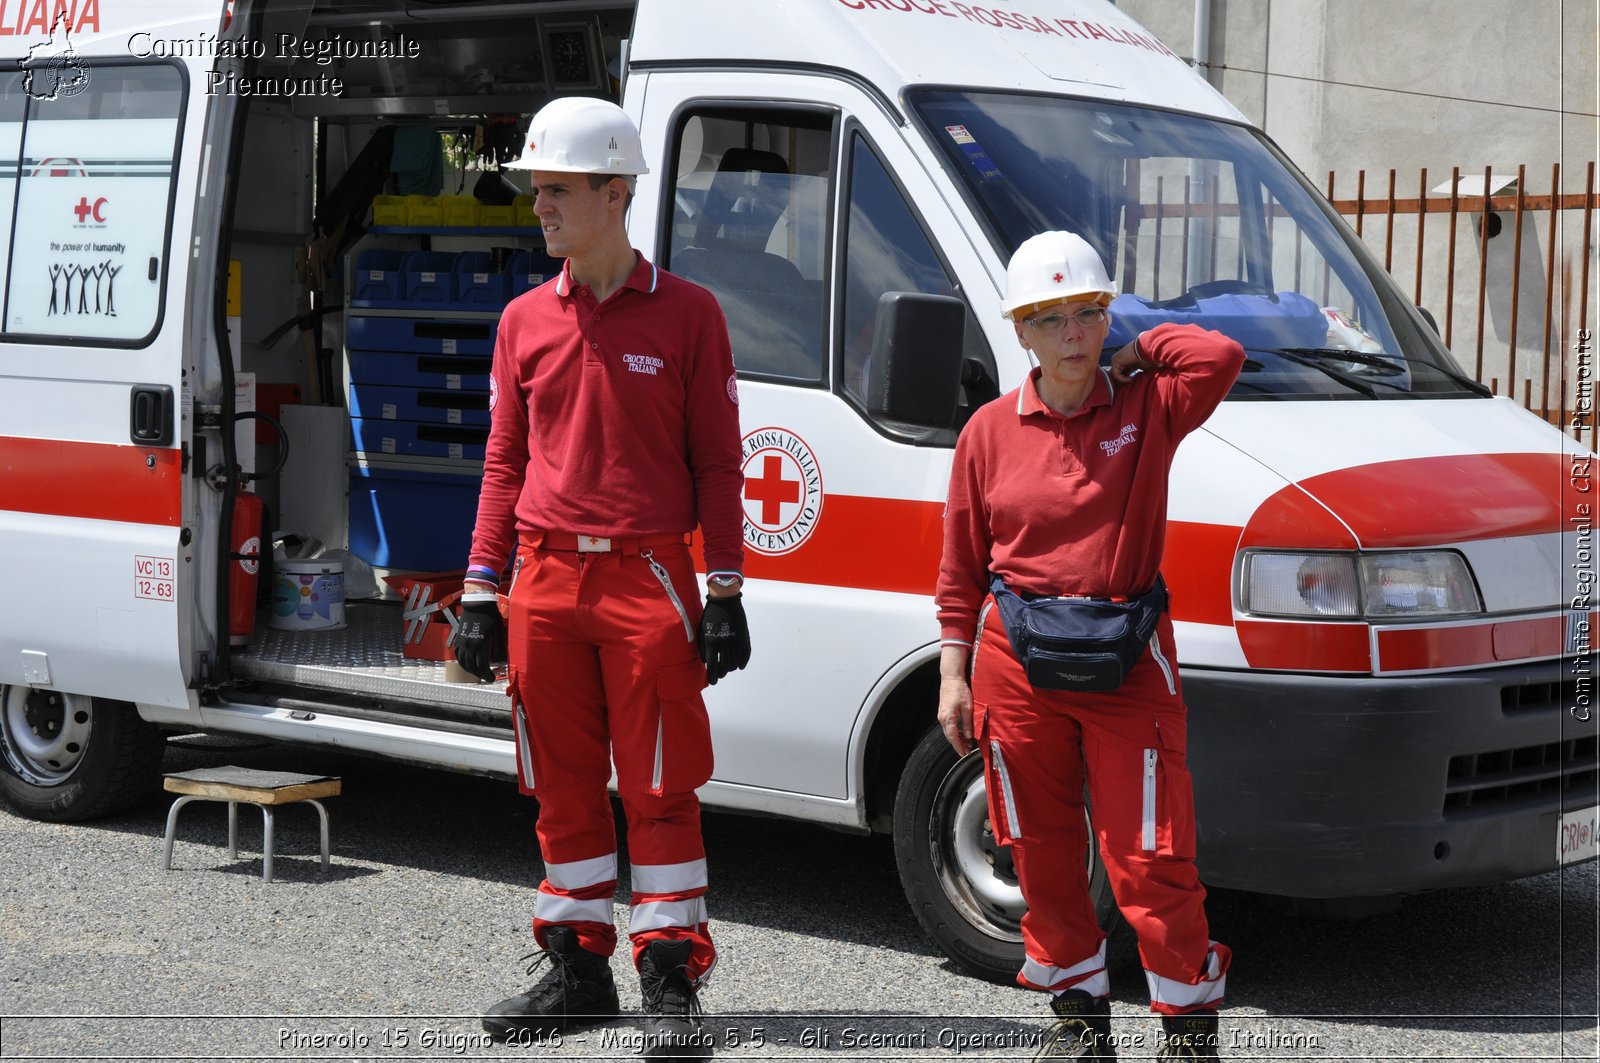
[455,96,749,1062]
[936,232,1243,1059]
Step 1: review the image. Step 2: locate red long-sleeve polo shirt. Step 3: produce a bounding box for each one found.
[468,253,746,577]
[936,323,1245,646]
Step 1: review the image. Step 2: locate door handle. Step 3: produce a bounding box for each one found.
[130,384,174,446]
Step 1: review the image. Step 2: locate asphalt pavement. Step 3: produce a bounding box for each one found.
[0,733,1595,1060]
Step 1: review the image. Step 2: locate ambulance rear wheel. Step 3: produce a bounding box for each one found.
[893,722,1123,985]
[0,687,166,822]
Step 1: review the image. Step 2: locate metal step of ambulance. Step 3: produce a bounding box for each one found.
[229,601,510,724]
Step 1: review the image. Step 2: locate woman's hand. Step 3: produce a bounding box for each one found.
[938,675,975,756]
[1109,336,1161,384]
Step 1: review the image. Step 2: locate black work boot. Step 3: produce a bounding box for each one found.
[1034,989,1117,1059]
[1157,1011,1220,1060]
[637,938,714,1061]
[481,926,620,1042]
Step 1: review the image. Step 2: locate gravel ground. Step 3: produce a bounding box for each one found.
[0,733,1595,1061]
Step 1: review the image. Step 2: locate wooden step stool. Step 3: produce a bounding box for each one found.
[161,766,341,883]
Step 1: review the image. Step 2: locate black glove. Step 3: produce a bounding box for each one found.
[453,595,505,683]
[697,594,751,685]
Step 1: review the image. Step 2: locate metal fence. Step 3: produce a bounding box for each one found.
[1325,163,1597,437]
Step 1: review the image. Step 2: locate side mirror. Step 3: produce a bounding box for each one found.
[1416,305,1440,335]
[865,292,967,430]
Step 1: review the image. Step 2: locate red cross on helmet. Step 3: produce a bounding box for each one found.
[1001,231,1116,320]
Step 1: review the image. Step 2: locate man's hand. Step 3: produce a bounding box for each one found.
[697,593,751,685]
[453,586,505,683]
[938,675,975,756]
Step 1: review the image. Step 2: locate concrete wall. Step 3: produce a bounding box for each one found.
[1115,0,1597,192]
[1114,0,1598,408]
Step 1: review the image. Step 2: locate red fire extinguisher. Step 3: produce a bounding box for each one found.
[230,487,264,645]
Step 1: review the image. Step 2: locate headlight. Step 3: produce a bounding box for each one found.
[1240,550,1482,619]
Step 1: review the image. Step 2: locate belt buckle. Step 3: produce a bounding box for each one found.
[576,535,612,553]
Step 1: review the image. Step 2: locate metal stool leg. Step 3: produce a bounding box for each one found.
[261,805,275,883]
[161,795,202,870]
[227,801,239,860]
[306,799,332,872]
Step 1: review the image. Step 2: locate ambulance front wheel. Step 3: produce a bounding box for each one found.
[0,687,166,822]
[892,722,1123,985]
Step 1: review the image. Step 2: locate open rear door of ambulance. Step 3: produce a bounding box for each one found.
[0,4,225,728]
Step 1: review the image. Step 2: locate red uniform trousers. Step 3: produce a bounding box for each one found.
[970,597,1229,1014]
[505,535,717,984]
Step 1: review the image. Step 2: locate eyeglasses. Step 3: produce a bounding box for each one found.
[1022,306,1108,332]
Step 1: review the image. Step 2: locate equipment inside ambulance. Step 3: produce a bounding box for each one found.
[0,0,1592,986]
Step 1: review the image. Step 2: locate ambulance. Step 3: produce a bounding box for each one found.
[0,0,1594,982]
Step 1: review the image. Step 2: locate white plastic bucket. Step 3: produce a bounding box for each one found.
[269,559,346,632]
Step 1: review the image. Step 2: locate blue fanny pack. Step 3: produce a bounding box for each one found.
[988,575,1168,692]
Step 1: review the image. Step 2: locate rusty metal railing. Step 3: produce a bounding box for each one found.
[1327,163,1597,438]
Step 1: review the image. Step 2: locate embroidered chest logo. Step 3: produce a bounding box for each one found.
[623,352,666,377]
[1099,422,1139,457]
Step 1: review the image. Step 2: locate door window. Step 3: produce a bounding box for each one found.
[3,63,184,344]
[664,107,832,383]
[840,132,995,429]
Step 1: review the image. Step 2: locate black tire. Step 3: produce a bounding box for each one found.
[892,721,1130,985]
[0,686,166,822]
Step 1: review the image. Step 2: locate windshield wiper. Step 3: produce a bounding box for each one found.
[1274,347,1407,374]
[1256,347,1392,397]
[1274,346,1493,397]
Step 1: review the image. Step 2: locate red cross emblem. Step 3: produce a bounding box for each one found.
[744,454,800,525]
[1052,272,1064,283]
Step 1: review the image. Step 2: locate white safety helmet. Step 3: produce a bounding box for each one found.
[505,96,650,178]
[1000,231,1116,320]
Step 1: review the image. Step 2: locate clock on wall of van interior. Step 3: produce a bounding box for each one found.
[545,21,602,91]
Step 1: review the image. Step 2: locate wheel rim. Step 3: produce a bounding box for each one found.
[928,750,1026,942]
[1,685,93,785]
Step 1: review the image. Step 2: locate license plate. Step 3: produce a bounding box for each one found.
[1558,805,1599,864]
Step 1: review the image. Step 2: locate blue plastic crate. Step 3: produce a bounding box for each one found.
[351,249,407,306]
[347,349,491,391]
[348,463,481,573]
[508,249,562,298]
[454,252,511,309]
[351,417,488,461]
[349,382,491,427]
[402,251,459,304]
[347,314,498,356]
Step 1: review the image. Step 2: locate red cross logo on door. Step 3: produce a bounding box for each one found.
[739,427,825,557]
[744,455,800,526]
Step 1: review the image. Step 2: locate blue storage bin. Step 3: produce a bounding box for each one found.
[352,417,488,461]
[1105,289,1327,352]
[402,251,459,304]
[351,249,408,306]
[347,315,498,356]
[349,382,491,426]
[349,463,481,572]
[347,350,491,391]
[509,249,562,298]
[454,252,511,309]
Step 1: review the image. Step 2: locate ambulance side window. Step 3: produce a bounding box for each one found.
[664,107,833,384]
[840,131,995,434]
[0,74,24,274]
[2,64,183,345]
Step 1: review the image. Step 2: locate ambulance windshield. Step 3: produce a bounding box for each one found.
[910,90,1483,399]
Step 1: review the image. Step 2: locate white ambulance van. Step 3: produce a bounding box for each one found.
[0,0,1594,981]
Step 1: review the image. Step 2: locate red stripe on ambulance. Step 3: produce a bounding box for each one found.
[0,435,181,526]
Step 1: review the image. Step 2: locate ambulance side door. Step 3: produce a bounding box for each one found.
[0,4,224,710]
[630,71,999,800]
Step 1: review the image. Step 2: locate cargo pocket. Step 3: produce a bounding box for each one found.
[506,668,537,796]
[975,702,1021,845]
[1148,719,1196,860]
[645,659,714,797]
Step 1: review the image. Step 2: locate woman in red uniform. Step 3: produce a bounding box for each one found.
[935,231,1244,1060]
